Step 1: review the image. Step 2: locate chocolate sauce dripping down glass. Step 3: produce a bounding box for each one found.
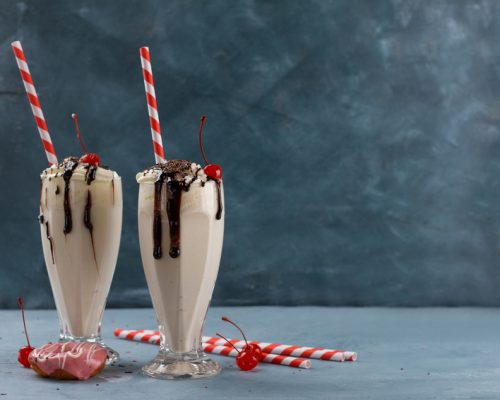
[153,173,166,260]
[85,165,98,185]
[83,190,93,232]
[146,160,225,259]
[44,222,55,264]
[62,158,79,234]
[166,181,182,258]
[111,179,115,206]
[55,186,60,195]
[83,190,97,266]
[215,180,223,220]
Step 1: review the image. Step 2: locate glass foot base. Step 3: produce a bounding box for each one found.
[59,335,119,365]
[142,350,221,380]
[102,344,120,365]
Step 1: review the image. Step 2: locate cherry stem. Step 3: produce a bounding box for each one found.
[222,316,249,346]
[72,113,87,154]
[198,115,209,165]
[17,298,31,348]
[216,332,240,353]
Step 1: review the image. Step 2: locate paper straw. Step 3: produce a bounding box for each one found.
[11,41,58,166]
[139,47,165,164]
[114,329,311,369]
[203,343,311,369]
[202,336,355,362]
[114,329,355,361]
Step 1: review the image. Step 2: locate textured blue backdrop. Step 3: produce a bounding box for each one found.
[1,0,500,308]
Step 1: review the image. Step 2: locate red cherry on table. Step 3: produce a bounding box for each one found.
[221,316,262,360]
[18,345,34,368]
[236,350,259,371]
[217,316,263,371]
[17,298,34,368]
[216,332,260,372]
[244,343,263,361]
[79,153,100,166]
[204,164,222,180]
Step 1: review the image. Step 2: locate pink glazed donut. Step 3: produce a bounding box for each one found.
[28,342,107,380]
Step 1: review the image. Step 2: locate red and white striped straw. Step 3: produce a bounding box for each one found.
[202,336,355,362]
[203,343,311,369]
[114,329,311,369]
[139,47,165,164]
[114,329,355,361]
[11,41,58,166]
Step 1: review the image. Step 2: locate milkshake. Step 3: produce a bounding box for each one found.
[137,160,224,379]
[39,156,122,362]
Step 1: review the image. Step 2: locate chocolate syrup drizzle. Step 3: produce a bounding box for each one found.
[85,165,98,185]
[44,221,55,264]
[215,180,223,220]
[153,172,166,259]
[166,181,182,258]
[62,157,79,234]
[84,190,97,265]
[146,160,222,260]
[40,157,115,269]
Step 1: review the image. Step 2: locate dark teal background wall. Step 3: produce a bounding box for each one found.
[1,0,500,308]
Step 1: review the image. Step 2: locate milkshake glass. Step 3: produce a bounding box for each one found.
[137,160,224,379]
[39,157,122,363]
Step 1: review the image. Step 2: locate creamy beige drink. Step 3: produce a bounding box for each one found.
[137,160,224,379]
[39,157,122,361]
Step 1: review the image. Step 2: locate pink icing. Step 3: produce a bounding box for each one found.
[28,342,107,380]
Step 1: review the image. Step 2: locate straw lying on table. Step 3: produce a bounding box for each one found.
[203,336,356,362]
[114,329,357,367]
[11,41,58,166]
[114,329,311,369]
[114,329,310,369]
[203,343,311,369]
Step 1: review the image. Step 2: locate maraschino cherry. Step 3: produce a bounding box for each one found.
[222,316,263,361]
[72,113,100,166]
[216,332,259,371]
[17,297,34,368]
[198,115,222,180]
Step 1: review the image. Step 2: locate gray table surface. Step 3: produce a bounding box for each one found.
[1,307,500,399]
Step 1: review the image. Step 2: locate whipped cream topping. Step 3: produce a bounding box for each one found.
[41,157,119,182]
[136,160,207,185]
